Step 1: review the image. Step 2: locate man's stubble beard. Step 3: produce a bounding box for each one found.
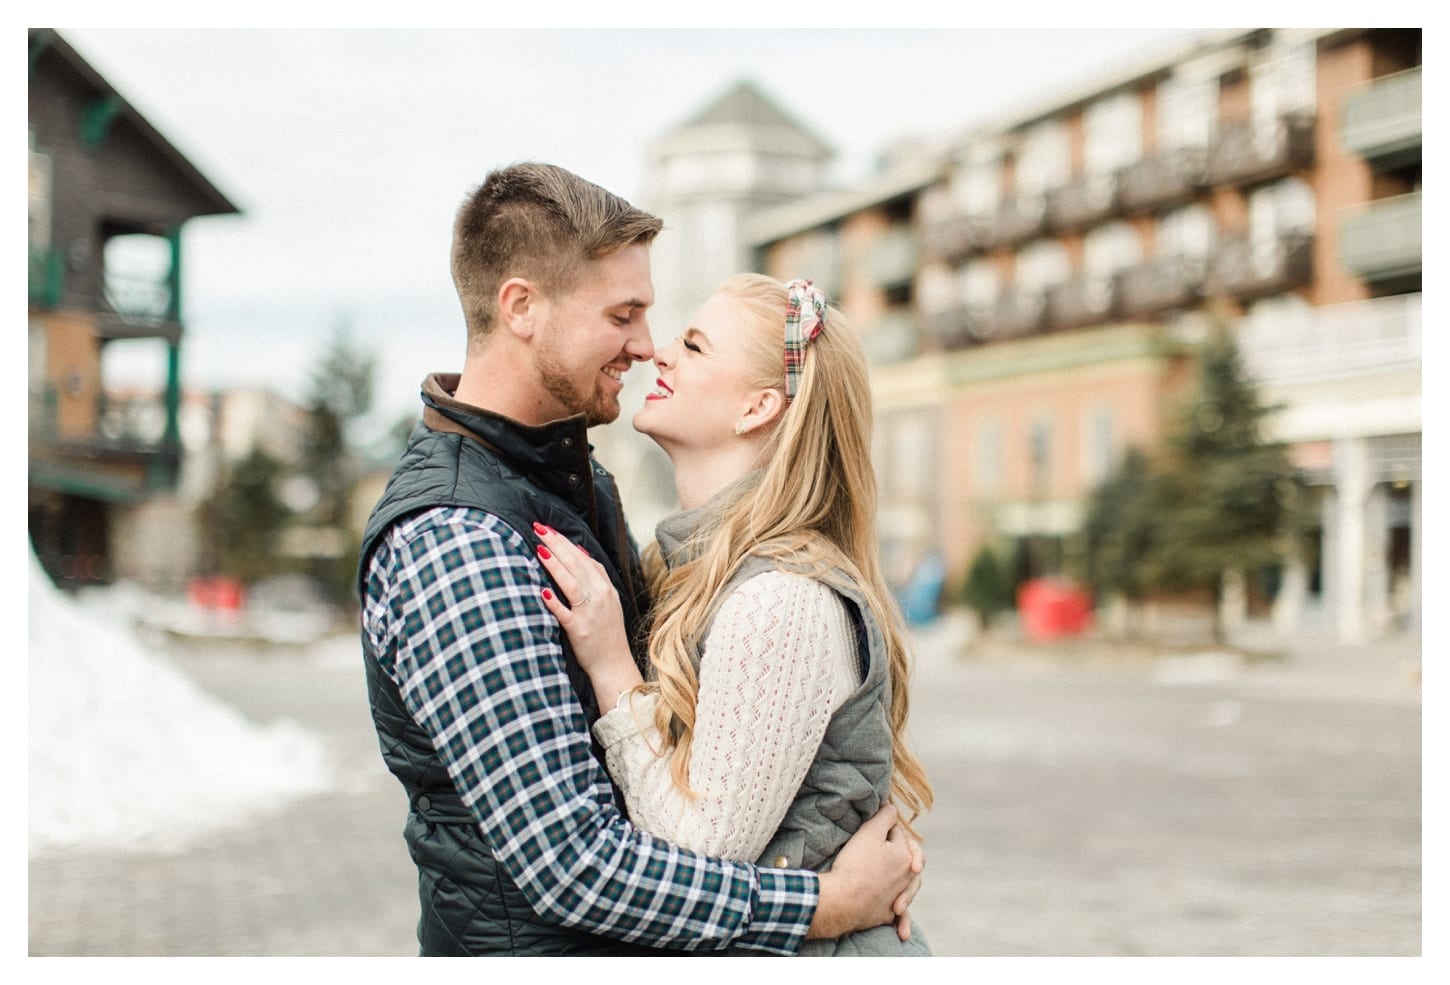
[536,335,620,428]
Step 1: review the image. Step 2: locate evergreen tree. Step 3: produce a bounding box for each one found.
[959,544,1013,630]
[212,447,295,584]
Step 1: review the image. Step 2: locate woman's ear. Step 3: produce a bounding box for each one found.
[738,387,786,436]
[497,277,538,341]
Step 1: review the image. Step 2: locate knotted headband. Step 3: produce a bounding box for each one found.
[784,277,827,401]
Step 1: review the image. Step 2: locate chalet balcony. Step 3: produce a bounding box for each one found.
[1115,254,1207,316]
[29,392,182,502]
[919,304,973,351]
[1339,191,1422,283]
[974,289,1047,342]
[1117,146,1208,213]
[1046,274,1118,330]
[990,192,1047,246]
[1340,66,1421,167]
[920,213,993,262]
[1046,172,1118,231]
[1206,112,1315,187]
[97,270,183,342]
[1205,231,1314,300]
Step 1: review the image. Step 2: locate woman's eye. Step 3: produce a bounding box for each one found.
[683,338,701,353]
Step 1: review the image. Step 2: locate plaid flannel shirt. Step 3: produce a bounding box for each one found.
[362,506,818,953]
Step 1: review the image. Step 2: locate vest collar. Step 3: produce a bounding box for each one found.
[420,372,596,508]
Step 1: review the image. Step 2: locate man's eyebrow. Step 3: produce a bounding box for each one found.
[612,298,650,310]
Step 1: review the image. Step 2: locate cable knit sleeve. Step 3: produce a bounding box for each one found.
[593,571,860,862]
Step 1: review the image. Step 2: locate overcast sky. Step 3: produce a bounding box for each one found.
[38,21,1226,427]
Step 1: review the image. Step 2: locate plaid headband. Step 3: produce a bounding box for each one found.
[783,278,827,401]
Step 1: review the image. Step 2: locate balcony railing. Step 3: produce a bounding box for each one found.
[1205,231,1314,300]
[1339,191,1422,283]
[1047,172,1118,231]
[975,289,1047,342]
[1238,292,1421,385]
[1115,254,1207,316]
[1340,66,1421,165]
[1117,146,1208,213]
[919,304,973,351]
[1206,112,1316,186]
[1046,274,1119,330]
[990,192,1048,246]
[98,271,181,340]
[920,213,993,262]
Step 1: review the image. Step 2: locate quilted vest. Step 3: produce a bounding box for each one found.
[655,495,932,956]
[358,374,657,956]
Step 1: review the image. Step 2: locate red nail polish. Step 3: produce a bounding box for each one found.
[533,522,548,536]
[578,545,590,557]
[537,545,552,560]
[542,588,553,601]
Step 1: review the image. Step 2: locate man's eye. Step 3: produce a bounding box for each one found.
[613,314,631,326]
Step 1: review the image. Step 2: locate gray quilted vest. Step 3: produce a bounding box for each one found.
[655,491,932,956]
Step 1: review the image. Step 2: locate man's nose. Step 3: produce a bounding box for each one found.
[624,316,654,362]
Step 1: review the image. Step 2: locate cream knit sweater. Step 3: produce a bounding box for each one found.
[592,570,861,862]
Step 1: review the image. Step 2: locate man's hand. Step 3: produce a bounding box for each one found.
[806,803,925,940]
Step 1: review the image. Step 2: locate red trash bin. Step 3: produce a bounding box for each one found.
[1017,578,1093,640]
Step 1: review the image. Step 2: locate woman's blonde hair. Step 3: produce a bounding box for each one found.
[640,273,933,833]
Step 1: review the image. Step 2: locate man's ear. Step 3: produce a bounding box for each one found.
[738,387,787,436]
[497,277,538,341]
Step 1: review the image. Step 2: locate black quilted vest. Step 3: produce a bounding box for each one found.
[358,374,657,956]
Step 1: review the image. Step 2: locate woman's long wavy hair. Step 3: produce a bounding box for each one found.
[639,273,933,834]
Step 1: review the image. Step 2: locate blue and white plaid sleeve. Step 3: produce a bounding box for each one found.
[362,506,818,953]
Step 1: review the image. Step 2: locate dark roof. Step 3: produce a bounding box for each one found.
[679,79,832,155]
[29,28,242,218]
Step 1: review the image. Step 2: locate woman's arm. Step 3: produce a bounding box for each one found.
[595,571,859,861]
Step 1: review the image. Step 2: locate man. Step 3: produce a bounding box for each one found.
[359,162,921,955]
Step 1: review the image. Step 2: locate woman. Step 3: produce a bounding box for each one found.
[534,274,933,955]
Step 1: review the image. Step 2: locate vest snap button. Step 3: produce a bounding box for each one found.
[563,437,574,447]
[773,854,790,868]
[417,796,431,812]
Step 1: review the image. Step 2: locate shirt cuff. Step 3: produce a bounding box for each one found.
[729,868,819,954]
[592,689,659,749]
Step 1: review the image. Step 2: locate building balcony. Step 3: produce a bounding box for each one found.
[990,192,1048,246]
[1117,146,1208,213]
[865,226,919,290]
[1046,172,1118,232]
[1206,112,1315,187]
[29,393,182,501]
[861,310,921,365]
[1205,231,1313,300]
[1340,66,1421,167]
[1046,274,1118,330]
[1238,292,1420,386]
[920,213,993,262]
[1339,191,1422,283]
[975,289,1047,342]
[918,304,973,351]
[1115,254,1207,316]
[97,270,183,342]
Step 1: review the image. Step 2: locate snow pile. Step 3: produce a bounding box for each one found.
[28,553,336,858]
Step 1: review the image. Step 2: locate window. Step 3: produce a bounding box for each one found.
[916,262,958,313]
[1081,405,1117,485]
[1084,92,1143,175]
[1157,72,1217,149]
[955,156,1003,217]
[1251,36,1317,131]
[959,258,1000,312]
[1015,240,1070,292]
[1016,120,1071,195]
[974,415,1002,494]
[1083,221,1142,278]
[1029,413,1054,491]
[1158,205,1216,262]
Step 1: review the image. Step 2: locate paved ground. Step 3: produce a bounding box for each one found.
[28,621,1424,957]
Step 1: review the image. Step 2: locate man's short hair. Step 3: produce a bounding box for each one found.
[450,162,663,344]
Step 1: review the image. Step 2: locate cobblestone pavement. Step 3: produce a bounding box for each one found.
[28,626,1425,957]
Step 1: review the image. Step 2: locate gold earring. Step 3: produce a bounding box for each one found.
[734,421,746,436]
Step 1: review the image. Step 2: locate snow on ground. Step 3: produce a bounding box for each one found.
[28,554,337,859]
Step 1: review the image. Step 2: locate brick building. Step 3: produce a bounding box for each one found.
[746,28,1420,644]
